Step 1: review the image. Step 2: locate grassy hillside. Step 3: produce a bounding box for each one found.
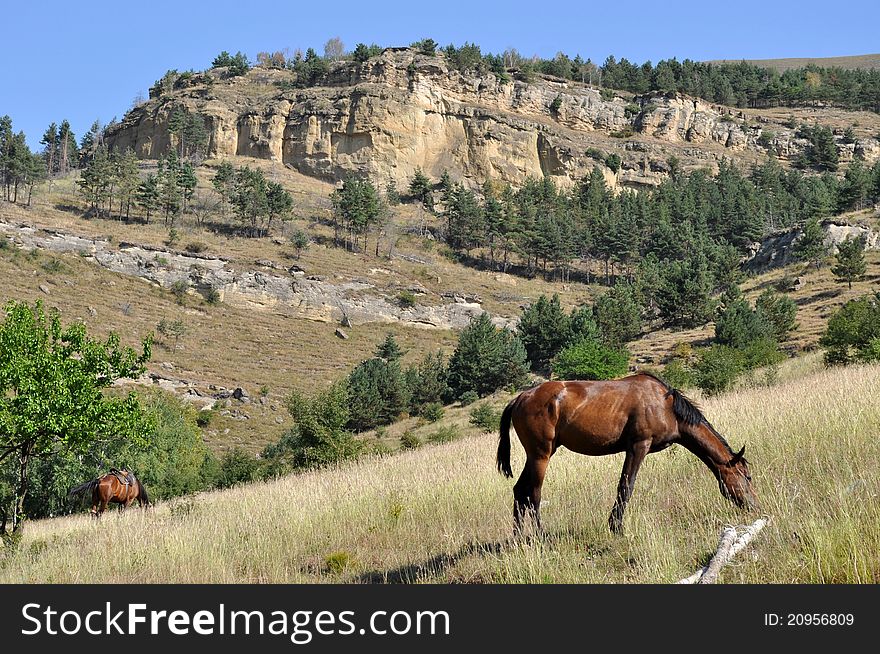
[2,359,877,583]
[708,53,880,72]
[2,161,879,456]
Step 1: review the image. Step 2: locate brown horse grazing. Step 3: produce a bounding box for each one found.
[496,372,758,536]
[68,469,151,517]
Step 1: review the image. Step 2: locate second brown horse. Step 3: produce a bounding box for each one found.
[68,469,151,517]
[497,372,758,535]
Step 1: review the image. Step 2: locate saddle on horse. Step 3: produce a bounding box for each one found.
[109,468,135,487]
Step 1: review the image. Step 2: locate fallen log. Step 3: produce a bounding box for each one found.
[677,518,768,584]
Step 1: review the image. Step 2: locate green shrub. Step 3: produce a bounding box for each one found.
[422,402,444,422]
[40,258,67,274]
[692,345,744,396]
[170,280,189,305]
[819,293,880,365]
[185,242,207,254]
[604,153,622,173]
[428,426,459,444]
[552,339,630,381]
[324,551,352,575]
[755,290,798,342]
[610,127,634,138]
[263,382,363,471]
[195,409,213,427]
[203,287,221,305]
[661,359,695,390]
[397,291,417,308]
[469,403,500,433]
[216,448,263,488]
[459,390,479,406]
[399,430,421,450]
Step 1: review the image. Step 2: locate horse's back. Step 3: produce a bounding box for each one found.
[514,375,676,456]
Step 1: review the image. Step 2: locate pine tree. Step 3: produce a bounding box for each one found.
[40,123,58,179]
[157,154,183,226]
[408,168,433,210]
[375,333,403,361]
[110,149,140,221]
[516,294,572,373]
[136,174,159,223]
[446,313,529,399]
[793,217,828,271]
[76,146,112,215]
[832,236,867,289]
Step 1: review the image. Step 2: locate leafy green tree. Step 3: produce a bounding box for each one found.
[263,382,362,470]
[0,301,151,531]
[213,51,250,76]
[692,345,744,396]
[405,351,449,415]
[714,290,773,348]
[446,313,529,399]
[516,294,571,373]
[754,289,798,342]
[346,357,410,431]
[76,145,112,215]
[115,391,218,499]
[656,253,716,328]
[157,153,183,226]
[594,282,643,344]
[352,43,383,62]
[266,181,293,232]
[819,293,880,365]
[289,228,310,258]
[211,160,235,219]
[168,108,209,161]
[551,338,629,381]
[832,236,867,289]
[413,38,438,56]
[136,173,160,223]
[838,160,872,211]
[375,333,403,361]
[793,217,828,270]
[330,177,382,251]
[408,168,434,210]
[113,148,141,220]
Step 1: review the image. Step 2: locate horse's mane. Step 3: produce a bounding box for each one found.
[632,372,735,456]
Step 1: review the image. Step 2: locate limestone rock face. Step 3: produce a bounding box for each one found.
[744,220,879,272]
[106,49,879,190]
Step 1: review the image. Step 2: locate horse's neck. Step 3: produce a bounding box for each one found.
[679,422,731,473]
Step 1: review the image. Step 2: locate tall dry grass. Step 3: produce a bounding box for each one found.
[2,363,878,584]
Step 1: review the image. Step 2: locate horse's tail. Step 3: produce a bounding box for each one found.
[496,398,516,478]
[136,479,151,507]
[68,478,98,499]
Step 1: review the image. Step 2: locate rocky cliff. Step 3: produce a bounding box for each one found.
[106,48,880,190]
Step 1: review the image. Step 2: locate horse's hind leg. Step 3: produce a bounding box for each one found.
[514,456,550,538]
[608,440,650,534]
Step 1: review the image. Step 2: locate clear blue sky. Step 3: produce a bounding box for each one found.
[2,0,878,150]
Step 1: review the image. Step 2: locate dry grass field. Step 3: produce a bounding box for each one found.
[708,53,880,72]
[2,359,877,584]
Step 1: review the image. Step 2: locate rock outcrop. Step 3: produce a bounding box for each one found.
[0,220,512,331]
[107,49,875,190]
[744,219,879,272]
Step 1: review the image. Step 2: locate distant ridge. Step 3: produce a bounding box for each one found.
[707,53,880,72]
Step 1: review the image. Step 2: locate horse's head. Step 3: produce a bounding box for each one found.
[718,446,760,510]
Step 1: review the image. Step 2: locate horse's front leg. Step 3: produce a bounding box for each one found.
[609,440,650,534]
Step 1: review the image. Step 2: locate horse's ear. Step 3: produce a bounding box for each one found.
[730,446,746,465]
